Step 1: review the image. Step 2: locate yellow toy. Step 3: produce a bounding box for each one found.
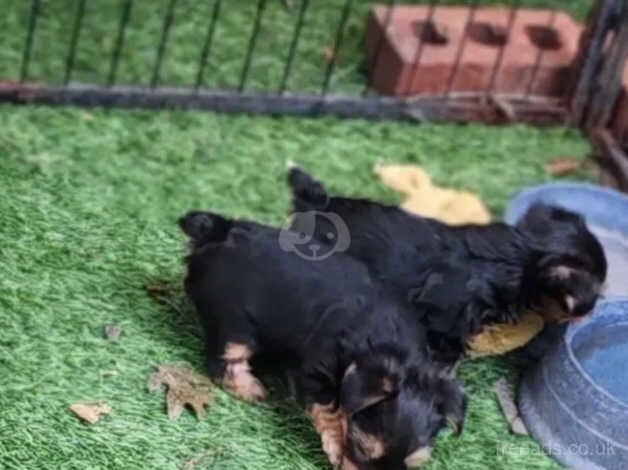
[373,163,491,225]
[373,163,544,356]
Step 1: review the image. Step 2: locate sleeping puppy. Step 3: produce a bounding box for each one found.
[180,211,465,470]
[287,167,607,362]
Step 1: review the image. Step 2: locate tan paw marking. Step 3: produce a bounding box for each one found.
[221,343,266,402]
[308,402,347,466]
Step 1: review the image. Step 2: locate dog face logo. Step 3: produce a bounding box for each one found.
[279,211,350,261]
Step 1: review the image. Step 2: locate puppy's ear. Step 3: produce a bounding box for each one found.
[435,378,466,436]
[178,211,231,244]
[340,360,398,416]
[287,167,330,212]
[516,204,585,238]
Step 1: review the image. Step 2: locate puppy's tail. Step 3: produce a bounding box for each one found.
[178,211,232,244]
[287,166,329,212]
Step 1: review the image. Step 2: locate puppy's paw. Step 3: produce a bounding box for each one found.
[238,375,267,402]
[229,373,267,402]
[321,431,344,467]
[308,403,346,467]
[341,456,359,470]
[223,358,267,403]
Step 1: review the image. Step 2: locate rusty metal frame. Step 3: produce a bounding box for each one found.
[0,82,568,125]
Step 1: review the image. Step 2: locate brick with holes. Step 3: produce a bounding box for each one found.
[365,5,583,96]
[179,211,465,470]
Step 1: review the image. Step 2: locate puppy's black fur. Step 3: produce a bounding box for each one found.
[180,211,465,470]
[288,168,607,361]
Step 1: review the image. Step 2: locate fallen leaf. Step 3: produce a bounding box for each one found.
[104,323,122,341]
[145,280,185,314]
[149,364,214,420]
[69,402,111,424]
[493,379,528,435]
[322,46,338,64]
[180,449,223,470]
[544,158,582,176]
[145,280,177,301]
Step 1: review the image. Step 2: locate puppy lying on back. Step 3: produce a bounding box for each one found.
[180,211,465,470]
[287,167,607,363]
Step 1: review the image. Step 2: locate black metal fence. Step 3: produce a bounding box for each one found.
[0,0,623,128]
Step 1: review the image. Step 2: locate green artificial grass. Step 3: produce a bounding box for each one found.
[0,105,593,469]
[0,1,597,468]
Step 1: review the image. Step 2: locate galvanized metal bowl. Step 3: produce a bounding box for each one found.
[518,299,628,470]
[506,183,628,469]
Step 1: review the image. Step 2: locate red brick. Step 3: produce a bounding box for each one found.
[365,5,583,97]
[611,63,628,147]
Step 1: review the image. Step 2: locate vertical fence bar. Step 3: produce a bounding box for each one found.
[321,0,353,97]
[524,8,557,97]
[64,0,87,85]
[108,0,133,86]
[444,0,479,99]
[485,3,519,94]
[20,0,42,82]
[362,0,396,96]
[403,0,437,96]
[278,0,310,95]
[151,0,177,88]
[238,0,268,93]
[571,0,620,124]
[586,2,628,129]
[195,0,223,90]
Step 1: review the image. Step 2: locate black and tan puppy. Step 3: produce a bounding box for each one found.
[287,167,607,362]
[180,211,465,470]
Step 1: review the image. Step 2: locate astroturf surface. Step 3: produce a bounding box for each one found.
[0,105,593,469]
[0,0,595,467]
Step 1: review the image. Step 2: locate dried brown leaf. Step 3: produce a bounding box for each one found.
[322,46,338,64]
[145,280,177,302]
[104,323,122,341]
[544,158,582,176]
[149,364,214,420]
[69,402,112,424]
[180,449,223,470]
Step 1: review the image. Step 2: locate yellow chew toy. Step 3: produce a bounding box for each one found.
[373,163,544,356]
[373,163,491,225]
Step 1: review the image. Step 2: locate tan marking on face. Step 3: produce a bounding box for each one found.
[381,376,395,393]
[350,426,386,460]
[308,403,347,467]
[221,343,265,402]
[551,265,573,280]
[405,446,433,468]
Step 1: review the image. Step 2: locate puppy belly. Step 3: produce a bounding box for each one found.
[308,402,347,466]
[221,342,266,402]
